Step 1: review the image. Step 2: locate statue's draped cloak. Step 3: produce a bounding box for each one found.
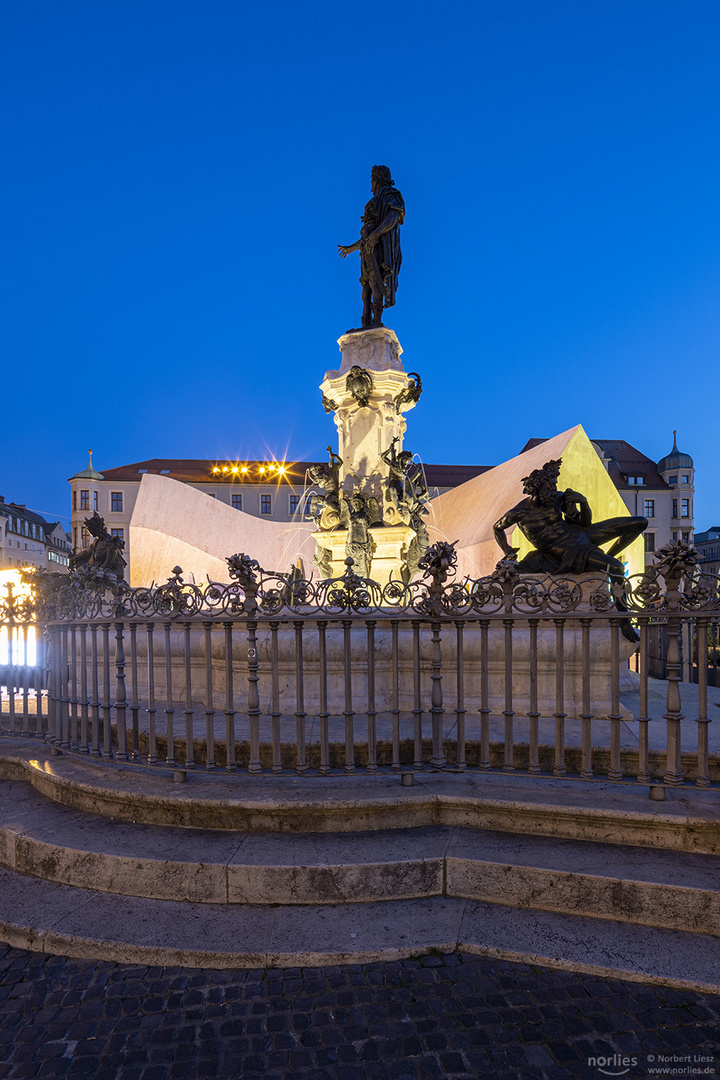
[360,185,405,307]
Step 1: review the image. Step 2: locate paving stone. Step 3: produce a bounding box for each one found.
[0,945,716,1077]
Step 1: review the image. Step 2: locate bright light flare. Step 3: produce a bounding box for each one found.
[0,569,37,666]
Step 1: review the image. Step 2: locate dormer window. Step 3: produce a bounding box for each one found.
[681,474,689,484]
[627,475,645,485]
[668,475,677,485]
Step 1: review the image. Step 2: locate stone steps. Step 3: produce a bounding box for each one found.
[1,770,719,935]
[7,748,720,853]
[0,864,718,992]
[1,737,719,986]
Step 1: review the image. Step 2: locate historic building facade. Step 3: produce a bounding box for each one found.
[694,526,720,578]
[0,499,71,573]
[68,453,489,571]
[69,433,696,576]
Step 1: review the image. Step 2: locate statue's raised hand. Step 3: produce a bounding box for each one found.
[337,245,351,259]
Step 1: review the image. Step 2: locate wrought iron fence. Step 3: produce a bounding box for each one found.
[1,542,718,787]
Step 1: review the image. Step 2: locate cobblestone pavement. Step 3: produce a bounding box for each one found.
[0,946,717,1080]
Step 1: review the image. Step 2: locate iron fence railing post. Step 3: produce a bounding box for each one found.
[479,619,491,770]
[343,619,355,774]
[163,622,175,768]
[579,618,593,779]
[455,620,466,771]
[366,620,378,773]
[503,617,515,772]
[129,623,140,760]
[636,617,650,784]
[430,621,445,770]
[101,623,112,757]
[317,620,330,775]
[247,618,262,775]
[552,619,566,777]
[203,622,215,771]
[695,616,710,788]
[146,624,157,765]
[607,618,623,781]
[223,622,236,773]
[391,620,400,771]
[114,621,128,761]
[528,618,540,775]
[271,621,283,774]
[183,622,195,770]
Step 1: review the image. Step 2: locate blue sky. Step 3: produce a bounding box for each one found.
[2,0,719,528]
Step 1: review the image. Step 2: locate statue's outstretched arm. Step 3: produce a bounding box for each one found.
[337,239,363,258]
[493,510,520,556]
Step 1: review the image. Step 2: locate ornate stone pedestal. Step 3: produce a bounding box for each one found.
[312,524,415,588]
[320,328,419,508]
[313,326,428,582]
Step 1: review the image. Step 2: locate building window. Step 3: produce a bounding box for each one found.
[261,494,272,515]
[111,528,124,542]
[644,534,655,552]
[668,475,677,485]
[681,499,690,518]
[208,493,216,499]
[643,499,655,518]
[627,476,645,485]
[73,527,77,549]
[289,495,300,515]
[80,490,89,510]
[232,494,242,511]
[93,491,98,511]
[672,531,677,541]
[672,499,678,518]
[681,474,689,484]
[682,531,690,543]
[304,495,314,518]
[111,492,123,513]
[80,526,89,550]
[72,491,77,512]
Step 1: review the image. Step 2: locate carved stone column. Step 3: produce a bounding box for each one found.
[320,328,420,511]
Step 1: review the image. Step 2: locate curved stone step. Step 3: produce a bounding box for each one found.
[1,775,719,936]
[0,863,718,993]
[3,739,720,853]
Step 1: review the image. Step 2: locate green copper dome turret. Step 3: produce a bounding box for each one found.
[657,431,693,473]
[69,449,104,482]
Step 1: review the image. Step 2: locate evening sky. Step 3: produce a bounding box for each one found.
[2,0,719,528]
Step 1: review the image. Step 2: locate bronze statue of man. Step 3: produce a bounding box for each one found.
[493,459,647,639]
[338,165,405,329]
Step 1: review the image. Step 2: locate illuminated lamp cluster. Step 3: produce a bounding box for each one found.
[210,462,290,481]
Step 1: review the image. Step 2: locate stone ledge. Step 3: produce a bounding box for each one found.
[3,740,718,854]
[1,775,719,936]
[0,865,718,991]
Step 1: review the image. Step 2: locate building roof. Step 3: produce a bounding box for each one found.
[69,450,105,482]
[0,500,61,539]
[520,437,669,490]
[657,431,693,472]
[93,458,493,488]
[695,528,720,544]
